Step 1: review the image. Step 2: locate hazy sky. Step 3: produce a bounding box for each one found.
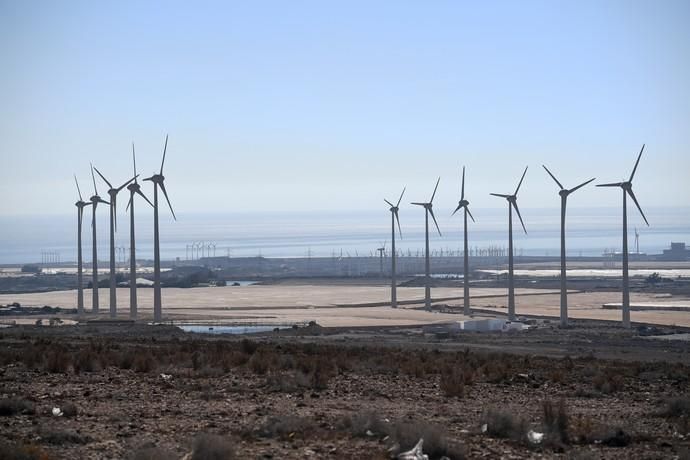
[1,0,689,217]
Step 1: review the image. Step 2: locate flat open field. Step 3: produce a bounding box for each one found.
[2,284,689,327]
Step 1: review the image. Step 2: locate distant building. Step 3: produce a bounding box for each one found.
[661,242,690,261]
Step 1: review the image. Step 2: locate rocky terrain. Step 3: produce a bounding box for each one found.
[0,322,688,459]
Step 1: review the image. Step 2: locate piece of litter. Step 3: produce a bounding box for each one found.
[397,438,428,460]
[527,430,544,444]
[52,407,63,417]
[366,429,375,437]
[481,424,488,433]
[160,373,172,381]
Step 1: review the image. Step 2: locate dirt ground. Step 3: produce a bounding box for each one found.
[0,322,689,459]
[2,284,689,327]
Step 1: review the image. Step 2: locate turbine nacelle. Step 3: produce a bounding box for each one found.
[127,182,142,193]
[144,173,165,184]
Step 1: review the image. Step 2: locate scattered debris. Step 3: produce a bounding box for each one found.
[527,430,544,444]
[52,407,63,417]
[396,438,428,460]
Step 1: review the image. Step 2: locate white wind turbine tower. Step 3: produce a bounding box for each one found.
[597,144,649,329]
[384,187,405,308]
[73,176,91,315]
[451,167,475,316]
[144,135,176,323]
[125,144,153,320]
[376,242,386,276]
[542,165,595,327]
[93,166,137,318]
[89,164,109,313]
[411,178,442,310]
[490,167,528,322]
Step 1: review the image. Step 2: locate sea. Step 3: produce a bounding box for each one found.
[0,206,688,265]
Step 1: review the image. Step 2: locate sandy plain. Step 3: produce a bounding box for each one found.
[2,284,689,327]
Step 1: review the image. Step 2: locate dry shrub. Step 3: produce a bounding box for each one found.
[389,420,466,460]
[542,399,569,445]
[240,338,258,355]
[61,402,78,418]
[440,368,468,398]
[248,350,273,375]
[0,441,50,460]
[339,410,389,438]
[661,397,690,434]
[570,416,631,446]
[256,415,314,440]
[0,398,35,416]
[265,371,309,393]
[39,428,90,445]
[133,351,155,373]
[74,348,101,373]
[45,348,70,373]
[592,370,624,394]
[129,446,174,460]
[191,433,235,460]
[481,359,511,384]
[483,407,528,442]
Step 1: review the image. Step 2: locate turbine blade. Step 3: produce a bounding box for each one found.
[627,188,649,226]
[396,186,406,207]
[394,209,402,239]
[461,166,465,201]
[159,181,176,220]
[410,202,426,206]
[126,195,132,213]
[451,203,462,216]
[629,144,645,182]
[512,201,527,234]
[143,176,154,182]
[384,199,395,208]
[93,166,112,189]
[429,208,442,236]
[490,193,510,198]
[596,182,623,187]
[466,207,476,223]
[132,143,138,182]
[74,175,83,201]
[568,177,596,194]
[430,177,440,203]
[136,189,154,207]
[117,175,138,192]
[112,194,117,232]
[514,166,528,195]
[160,134,169,174]
[78,206,84,225]
[99,198,110,205]
[542,164,563,190]
[90,163,98,194]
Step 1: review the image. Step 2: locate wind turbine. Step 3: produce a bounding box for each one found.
[542,165,595,327]
[144,135,176,322]
[597,144,649,328]
[74,176,91,315]
[451,167,475,316]
[490,167,528,322]
[411,178,442,310]
[89,164,109,313]
[93,166,137,318]
[384,187,405,308]
[376,242,386,276]
[125,144,153,320]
